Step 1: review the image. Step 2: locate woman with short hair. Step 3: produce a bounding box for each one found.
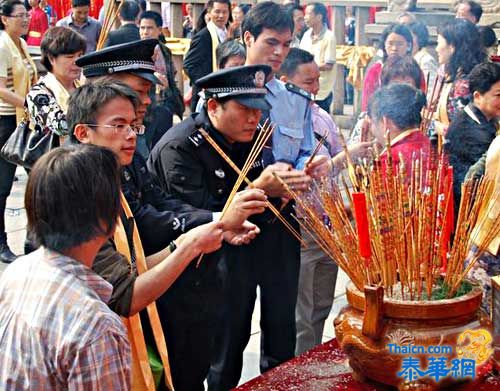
[26,26,86,141]
[367,83,429,169]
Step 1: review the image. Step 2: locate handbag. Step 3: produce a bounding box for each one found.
[0,111,60,169]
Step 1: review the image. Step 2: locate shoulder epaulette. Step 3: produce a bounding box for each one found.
[188,128,206,147]
[285,82,312,100]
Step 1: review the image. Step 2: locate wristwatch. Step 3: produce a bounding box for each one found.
[168,240,177,253]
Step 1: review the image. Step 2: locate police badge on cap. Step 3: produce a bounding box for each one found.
[254,71,266,88]
[195,65,272,111]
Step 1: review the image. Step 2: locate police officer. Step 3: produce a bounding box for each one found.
[209,3,329,389]
[148,64,315,391]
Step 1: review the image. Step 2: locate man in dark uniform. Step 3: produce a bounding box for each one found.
[206,3,329,389]
[148,64,314,391]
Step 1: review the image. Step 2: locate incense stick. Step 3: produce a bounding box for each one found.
[197,121,276,266]
[198,128,305,246]
[279,139,499,301]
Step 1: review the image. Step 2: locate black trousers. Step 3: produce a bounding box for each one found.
[0,115,17,244]
[207,212,301,391]
[150,252,227,391]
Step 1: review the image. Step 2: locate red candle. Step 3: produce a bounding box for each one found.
[352,192,372,263]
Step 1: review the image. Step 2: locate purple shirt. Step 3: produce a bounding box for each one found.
[311,102,342,158]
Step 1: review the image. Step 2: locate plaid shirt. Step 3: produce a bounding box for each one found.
[0,248,131,390]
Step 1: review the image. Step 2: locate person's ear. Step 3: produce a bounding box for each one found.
[48,54,56,68]
[0,15,9,28]
[206,98,219,116]
[73,124,91,144]
[279,75,288,83]
[243,30,254,48]
[472,90,482,105]
[382,116,390,134]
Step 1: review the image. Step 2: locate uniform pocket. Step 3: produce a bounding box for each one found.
[272,125,304,164]
[278,125,304,140]
[168,168,202,188]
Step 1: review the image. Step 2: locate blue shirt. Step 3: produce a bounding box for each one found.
[265,78,314,169]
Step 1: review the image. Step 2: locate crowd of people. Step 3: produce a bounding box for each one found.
[0,0,498,390]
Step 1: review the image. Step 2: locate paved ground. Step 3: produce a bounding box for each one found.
[2,166,349,386]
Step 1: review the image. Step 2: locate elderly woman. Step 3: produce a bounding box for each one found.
[26,26,86,141]
[367,83,429,169]
[0,0,37,264]
[433,19,487,135]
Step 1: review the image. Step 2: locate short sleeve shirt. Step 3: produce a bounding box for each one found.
[300,27,336,101]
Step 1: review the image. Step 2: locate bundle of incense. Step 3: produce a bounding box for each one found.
[281,128,499,301]
[447,180,500,297]
[97,0,124,50]
[220,120,274,217]
[198,128,305,246]
[337,131,360,192]
[289,139,471,299]
[273,173,367,290]
[196,120,276,266]
[420,75,444,134]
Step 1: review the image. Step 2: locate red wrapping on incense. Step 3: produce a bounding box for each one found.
[352,192,371,265]
[441,166,454,271]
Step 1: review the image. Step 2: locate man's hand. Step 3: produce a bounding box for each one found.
[275,169,311,195]
[221,188,267,230]
[331,141,374,172]
[252,162,311,197]
[223,220,261,246]
[305,155,330,178]
[181,221,224,256]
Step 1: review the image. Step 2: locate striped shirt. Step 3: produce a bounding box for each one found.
[0,57,34,116]
[0,248,131,390]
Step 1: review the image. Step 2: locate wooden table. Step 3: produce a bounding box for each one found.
[234,339,500,391]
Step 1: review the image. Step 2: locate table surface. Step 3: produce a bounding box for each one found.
[234,339,500,391]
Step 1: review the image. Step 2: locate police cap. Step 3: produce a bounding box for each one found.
[196,65,272,111]
[76,39,160,84]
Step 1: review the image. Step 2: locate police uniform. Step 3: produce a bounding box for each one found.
[122,152,214,255]
[148,65,302,391]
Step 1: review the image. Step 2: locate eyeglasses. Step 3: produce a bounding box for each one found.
[83,123,146,136]
[8,13,30,19]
